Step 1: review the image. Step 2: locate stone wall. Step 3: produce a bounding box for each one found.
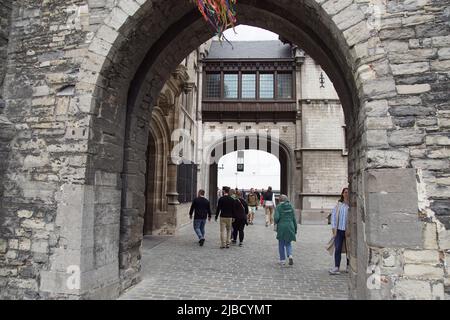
[0,0,12,109]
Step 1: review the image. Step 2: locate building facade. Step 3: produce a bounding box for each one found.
[144,44,209,236]
[198,40,348,223]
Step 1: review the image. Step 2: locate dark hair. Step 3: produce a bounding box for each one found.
[339,188,349,202]
[223,186,230,194]
[198,189,205,196]
[268,186,272,191]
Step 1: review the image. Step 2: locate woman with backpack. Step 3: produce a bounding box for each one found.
[231,190,248,246]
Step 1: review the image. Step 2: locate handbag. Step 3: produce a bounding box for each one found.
[326,237,334,255]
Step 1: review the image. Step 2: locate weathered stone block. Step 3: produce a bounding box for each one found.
[438,48,450,60]
[361,78,397,99]
[404,250,440,264]
[393,279,432,299]
[94,171,118,187]
[397,84,431,95]
[344,21,371,47]
[404,264,444,279]
[388,129,425,146]
[438,228,450,250]
[424,223,438,249]
[389,105,435,117]
[430,60,450,72]
[391,62,430,75]
[366,150,409,168]
[363,100,388,117]
[426,135,450,146]
[366,117,393,130]
[0,239,7,253]
[365,130,388,147]
[18,238,31,251]
[21,219,46,230]
[364,169,423,248]
[411,159,449,170]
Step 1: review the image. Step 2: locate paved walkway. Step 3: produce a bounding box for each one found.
[119,208,349,300]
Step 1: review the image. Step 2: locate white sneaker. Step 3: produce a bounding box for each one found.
[288,255,293,266]
[279,260,286,266]
[329,267,340,275]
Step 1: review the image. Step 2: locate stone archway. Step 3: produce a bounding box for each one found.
[0,0,448,300]
[204,134,294,214]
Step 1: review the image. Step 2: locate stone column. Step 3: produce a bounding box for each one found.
[164,157,179,235]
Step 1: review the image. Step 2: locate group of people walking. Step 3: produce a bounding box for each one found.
[189,186,350,272]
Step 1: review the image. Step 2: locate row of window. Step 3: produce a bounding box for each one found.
[205,72,293,100]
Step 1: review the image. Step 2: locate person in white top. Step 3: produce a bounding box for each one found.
[329,188,350,275]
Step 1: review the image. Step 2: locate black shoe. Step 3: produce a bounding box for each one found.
[199,239,205,246]
[226,244,230,248]
[231,240,237,244]
[239,242,243,247]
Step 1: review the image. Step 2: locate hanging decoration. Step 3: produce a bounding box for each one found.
[192,0,237,45]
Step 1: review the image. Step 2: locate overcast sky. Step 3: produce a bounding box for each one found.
[217,150,281,191]
[221,25,279,41]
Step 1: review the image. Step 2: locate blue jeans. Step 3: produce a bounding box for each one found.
[334,229,348,268]
[193,219,206,240]
[278,240,292,261]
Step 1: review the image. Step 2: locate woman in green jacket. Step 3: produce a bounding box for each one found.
[274,195,297,266]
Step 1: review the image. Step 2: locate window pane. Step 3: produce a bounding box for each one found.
[259,73,274,99]
[277,73,293,99]
[206,73,220,98]
[224,74,238,99]
[242,74,256,99]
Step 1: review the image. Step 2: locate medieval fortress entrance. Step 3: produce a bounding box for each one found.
[0,0,449,299]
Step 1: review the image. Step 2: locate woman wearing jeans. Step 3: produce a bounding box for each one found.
[274,195,297,266]
[329,188,350,275]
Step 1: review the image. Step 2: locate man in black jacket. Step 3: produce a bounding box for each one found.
[189,189,212,246]
[215,186,235,248]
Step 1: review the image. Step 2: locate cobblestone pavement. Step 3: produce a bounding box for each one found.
[120,208,349,300]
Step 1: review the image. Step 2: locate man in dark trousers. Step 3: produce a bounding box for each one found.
[215,186,235,248]
[189,189,212,246]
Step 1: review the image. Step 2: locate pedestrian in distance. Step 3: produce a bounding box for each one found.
[189,189,212,246]
[254,189,261,203]
[215,186,236,249]
[231,191,248,246]
[274,195,297,266]
[263,186,276,227]
[246,188,259,225]
[329,187,350,275]
[260,188,265,207]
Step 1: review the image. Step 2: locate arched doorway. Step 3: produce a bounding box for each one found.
[1,0,446,300]
[205,134,293,214]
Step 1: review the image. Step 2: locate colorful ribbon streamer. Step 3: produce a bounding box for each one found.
[193,0,237,44]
